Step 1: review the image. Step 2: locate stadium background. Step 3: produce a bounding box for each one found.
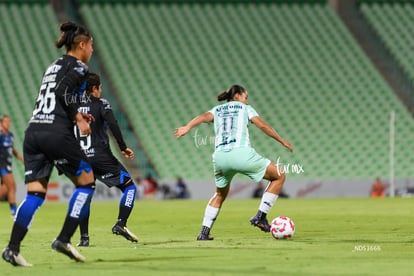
[0,0,413,201]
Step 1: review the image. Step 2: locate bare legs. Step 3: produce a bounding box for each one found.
[251,162,286,232]
[0,174,17,216]
[263,162,286,193]
[198,161,286,239]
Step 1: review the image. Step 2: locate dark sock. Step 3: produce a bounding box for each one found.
[117,184,136,227]
[8,223,28,253]
[79,216,89,237]
[201,226,210,236]
[57,217,79,243]
[116,207,129,227]
[9,203,17,215]
[8,192,45,252]
[115,218,125,228]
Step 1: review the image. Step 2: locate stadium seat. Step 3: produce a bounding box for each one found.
[77,1,414,181]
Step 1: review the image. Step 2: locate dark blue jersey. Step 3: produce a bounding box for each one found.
[74,94,130,187]
[0,131,15,173]
[27,55,88,132]
[76,95,127,158]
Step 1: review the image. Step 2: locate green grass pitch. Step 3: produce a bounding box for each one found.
[1,197,413,275]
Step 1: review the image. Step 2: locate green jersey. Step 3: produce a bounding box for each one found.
[209,101,258,152]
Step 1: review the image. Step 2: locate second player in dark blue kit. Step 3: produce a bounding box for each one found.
[76,72,138,246]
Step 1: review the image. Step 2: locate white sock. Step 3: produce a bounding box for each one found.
[259,192,278,214]
[202,205,220,228]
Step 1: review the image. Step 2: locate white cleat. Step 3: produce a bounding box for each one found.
[112,224,139,243]
[51,239,85,262]
[2,247,33,267]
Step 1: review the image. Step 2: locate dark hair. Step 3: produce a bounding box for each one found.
[217,84,246,102]
[85,73,101,95]
[55,21,91,51]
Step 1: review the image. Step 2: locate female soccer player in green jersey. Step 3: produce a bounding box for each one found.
[175,84,293,240]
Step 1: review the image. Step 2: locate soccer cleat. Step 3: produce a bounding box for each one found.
[2,247,32,267]
[250,216,271,232]
[112,224,138,243]
[196,233,214,241]
[51,239,85,262]
[77,236,89,247]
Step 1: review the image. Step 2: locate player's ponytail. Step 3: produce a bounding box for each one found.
[217,84,246,102]
[55,21,91,51]
[217,90,229,102]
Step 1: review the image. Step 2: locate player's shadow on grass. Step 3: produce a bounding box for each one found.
[92,255,199,263]
[140,239,191,246]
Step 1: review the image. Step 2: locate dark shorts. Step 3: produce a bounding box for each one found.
[24,130,92,183]
[0,158,12,176]
[0,167,12,176]
[89,148,131,188]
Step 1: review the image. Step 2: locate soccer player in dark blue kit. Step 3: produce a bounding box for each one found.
[75,73,138,246]
[0,115,24,217]
[2,22,96,266]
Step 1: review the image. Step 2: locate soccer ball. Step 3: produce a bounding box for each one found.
[270,216,295,239]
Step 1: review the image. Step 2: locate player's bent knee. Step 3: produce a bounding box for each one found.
[264,164,286,182]
[76,182,96,189]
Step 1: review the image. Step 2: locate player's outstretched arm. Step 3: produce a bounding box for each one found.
[175,112,213,138]
[251,116,293,152]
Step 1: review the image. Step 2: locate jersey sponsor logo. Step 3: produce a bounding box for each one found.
[78,106,90,113]
[30,114,55,124]
[83,147,95,157]
[44,64,62,75]
[215,138,236,148]
[41,74,57,84]
[54,158,69,165]
[24,170,33,176]
[215,104,243,112]
[101,172,114,179]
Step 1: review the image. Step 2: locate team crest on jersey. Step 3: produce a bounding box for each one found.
[84,148,95,157]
